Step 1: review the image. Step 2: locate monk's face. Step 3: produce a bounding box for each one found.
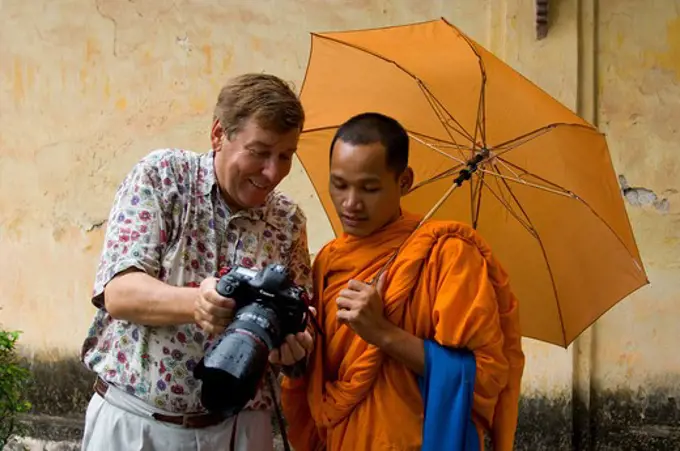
[329,139,412,236]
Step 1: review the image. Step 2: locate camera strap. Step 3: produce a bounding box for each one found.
[267,367,293,451]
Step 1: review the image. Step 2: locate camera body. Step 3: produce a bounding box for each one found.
[193,263,310,415]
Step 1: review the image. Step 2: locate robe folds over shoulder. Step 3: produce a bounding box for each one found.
[281,212,525,451]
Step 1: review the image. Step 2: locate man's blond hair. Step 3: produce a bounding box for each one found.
[214,73,305,138]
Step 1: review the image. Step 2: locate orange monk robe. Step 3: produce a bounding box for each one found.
[281,211,525,451]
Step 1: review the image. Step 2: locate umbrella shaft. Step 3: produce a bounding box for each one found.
[420,182,459,227]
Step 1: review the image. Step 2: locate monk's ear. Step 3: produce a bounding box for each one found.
[398,167,414,196]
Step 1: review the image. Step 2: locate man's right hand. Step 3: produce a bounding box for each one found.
[194,277,236,335]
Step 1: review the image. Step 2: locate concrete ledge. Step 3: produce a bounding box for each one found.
[3,438,80,451]
[13,355,680,450]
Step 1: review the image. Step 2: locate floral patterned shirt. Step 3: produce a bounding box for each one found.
[80,148,313,414]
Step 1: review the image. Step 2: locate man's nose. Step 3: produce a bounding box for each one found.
[343,190,363,210]
[261,158,283,182]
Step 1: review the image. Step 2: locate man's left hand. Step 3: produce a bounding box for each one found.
[336,273,393,346]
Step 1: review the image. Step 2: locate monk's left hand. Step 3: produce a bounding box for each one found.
[336,273,393,345]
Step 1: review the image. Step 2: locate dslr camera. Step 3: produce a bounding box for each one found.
[193,263,316,415]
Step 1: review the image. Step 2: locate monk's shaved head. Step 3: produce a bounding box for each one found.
[329,112,409,177]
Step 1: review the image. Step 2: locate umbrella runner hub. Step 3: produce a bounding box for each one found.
[453,147,491,187]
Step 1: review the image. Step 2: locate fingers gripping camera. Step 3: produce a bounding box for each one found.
[193,263,318,415]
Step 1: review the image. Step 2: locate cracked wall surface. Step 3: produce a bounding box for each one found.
[1,0,679,448]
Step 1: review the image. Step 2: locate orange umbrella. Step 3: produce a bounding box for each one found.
[295,18,649,347]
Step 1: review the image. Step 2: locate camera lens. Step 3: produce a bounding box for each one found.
[194,303,282,413]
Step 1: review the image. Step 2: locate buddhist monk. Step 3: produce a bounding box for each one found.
[280,112,525,451]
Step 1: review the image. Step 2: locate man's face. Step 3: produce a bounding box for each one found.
[211,117,300,210]
[329,139,412,237]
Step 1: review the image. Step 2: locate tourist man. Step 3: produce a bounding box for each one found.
[80,73,314,451]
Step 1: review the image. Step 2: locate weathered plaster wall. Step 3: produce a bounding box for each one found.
[588,1,680,447]
[0,0,489,353]
[1,0,679,449]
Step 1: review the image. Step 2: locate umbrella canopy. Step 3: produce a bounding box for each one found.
[295,18,649,348]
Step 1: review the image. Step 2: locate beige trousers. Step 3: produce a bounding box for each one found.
[81,383,274,451]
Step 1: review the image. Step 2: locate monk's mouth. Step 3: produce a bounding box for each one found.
[341,215,368,226]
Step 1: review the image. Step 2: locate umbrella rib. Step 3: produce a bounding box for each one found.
[492,155,523,180]
[409,163,465,191]
[303,124,473,155]
[417,83,476,151]
[408,134,468,164]
[492,126,555,155]
[473,63,488,150]
[476,174,538,238]
[408,131,477,151]
[441,20,489,148]
[485,169,568,344]
[491,123,600,154]
[478,168,576,198]
[496,159,645,271]
[495,157,578,196]
[311,34,478,145]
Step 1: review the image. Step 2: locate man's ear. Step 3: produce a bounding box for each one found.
[210,118,225,152]
[399,167,414,196]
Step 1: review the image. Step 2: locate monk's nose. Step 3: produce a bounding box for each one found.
[343,191,363,210]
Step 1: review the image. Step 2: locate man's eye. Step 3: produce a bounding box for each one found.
[364,187,380,193]
[249,148,268,157]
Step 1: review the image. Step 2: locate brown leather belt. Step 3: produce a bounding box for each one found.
[93,377,228,429]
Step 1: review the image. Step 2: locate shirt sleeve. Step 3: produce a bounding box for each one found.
[91,155,174,308]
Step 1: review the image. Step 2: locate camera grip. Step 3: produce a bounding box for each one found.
[216,277,235,297]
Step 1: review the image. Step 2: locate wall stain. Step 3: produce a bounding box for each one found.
[222,51,233,72]
[654,16,680,80]
[115,97,127,110]
[85,38,101,63]
[13,57,24,105]
[202,45,213,75]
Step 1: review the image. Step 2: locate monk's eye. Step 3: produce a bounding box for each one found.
[363,186,380,193]
[331,181,347,190]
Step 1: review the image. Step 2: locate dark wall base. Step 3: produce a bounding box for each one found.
[16,356,680,450]
[23,357,94,418]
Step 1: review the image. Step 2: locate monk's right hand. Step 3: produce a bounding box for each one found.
[194,277,236,335]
